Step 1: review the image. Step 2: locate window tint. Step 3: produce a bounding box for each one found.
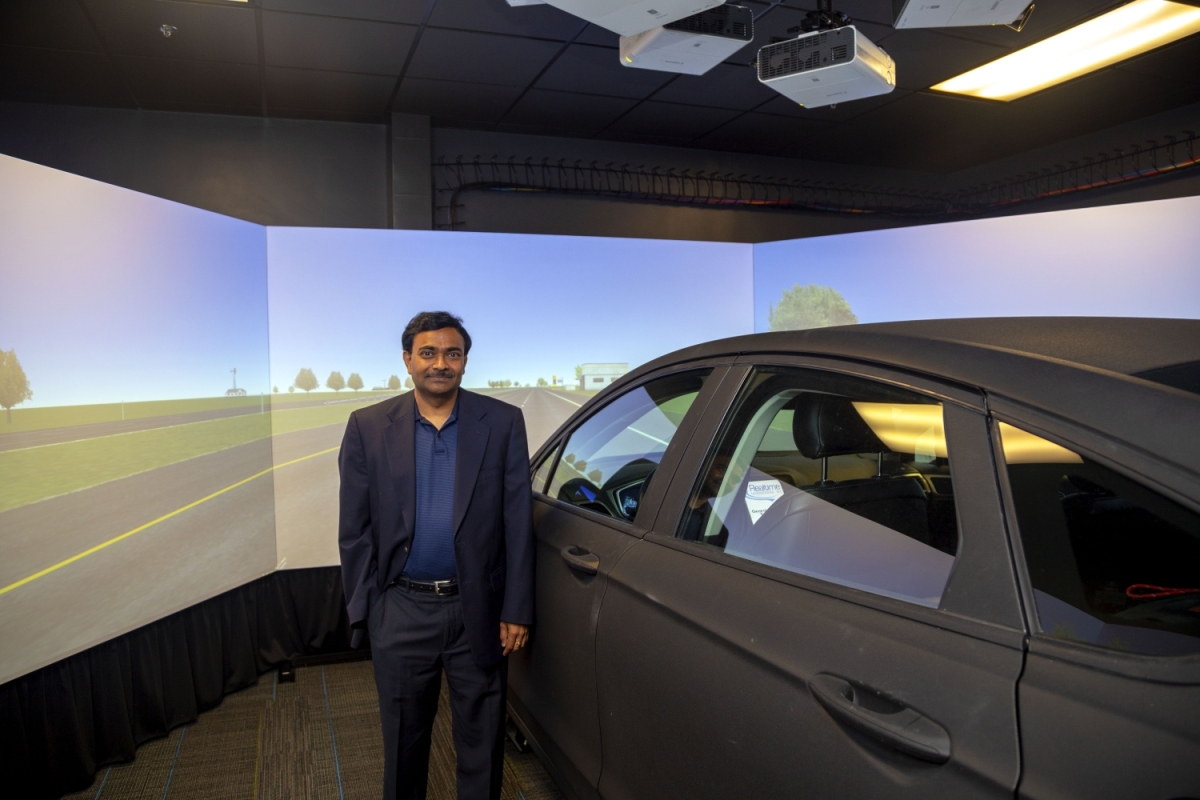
[1001,422,1200,656]
[547,370,711,523]
[678,368,959,608]
[531,444,559,494]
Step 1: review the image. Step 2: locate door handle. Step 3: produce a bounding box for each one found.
[809,674,951,764]
[560,545,600,575]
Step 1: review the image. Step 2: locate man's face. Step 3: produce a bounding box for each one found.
[403,328,467,399]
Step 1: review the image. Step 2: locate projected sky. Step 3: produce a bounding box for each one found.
[752,195,1200,331]
[0,155,269,408]
[266,228,754,392]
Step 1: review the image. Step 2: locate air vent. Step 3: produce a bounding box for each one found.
[831,44,849,61]
[758,32,829,80]
[665,4,754,40]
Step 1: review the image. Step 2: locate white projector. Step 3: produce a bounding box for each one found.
[757,26,895,110]
[894,0,1032,28]
[542,0,727,37]
[620,5,754,76]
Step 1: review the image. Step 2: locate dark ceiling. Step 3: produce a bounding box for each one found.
[3,0,1199,173]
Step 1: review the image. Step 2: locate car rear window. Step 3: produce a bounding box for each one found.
[678,367,960,608]
[1001,422,1200,656]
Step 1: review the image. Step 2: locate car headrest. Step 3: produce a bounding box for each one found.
[792,393,888,459]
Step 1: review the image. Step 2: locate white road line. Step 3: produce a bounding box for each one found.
[541,390,584,408]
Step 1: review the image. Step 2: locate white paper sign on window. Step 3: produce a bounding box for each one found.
[746,479,785,524]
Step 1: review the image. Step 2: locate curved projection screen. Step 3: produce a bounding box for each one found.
[264,228,754,569]
[2,152,1198,686]
[0,155,273,685]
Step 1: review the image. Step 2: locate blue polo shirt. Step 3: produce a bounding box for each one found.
[404,402,459,581]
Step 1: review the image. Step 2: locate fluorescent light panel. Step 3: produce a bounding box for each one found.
[933,0,1200,101]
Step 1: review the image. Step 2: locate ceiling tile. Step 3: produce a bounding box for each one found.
[694,110,830,154]
[574,22,619,47]
[1,0,105,52]
[603,100,743,140]
[0,45,133,107]
[263,12,416,75]
[260,0,426,25]
[1114,34,1200,88]
[504,89,638,134]
[395,77,525,123]
[116,55,262,109]
[799,66,1200,172]
[647,63,776,110]
[407,28,561,86]
[269,107,386,124]
[265,66,395,114]
[536,43,674,99]
[778,0,897,28]
[428,0,584,40]
[83,0,259,64]
[875,29,1009,91]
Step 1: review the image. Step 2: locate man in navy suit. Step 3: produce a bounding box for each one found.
[338,311,534,800]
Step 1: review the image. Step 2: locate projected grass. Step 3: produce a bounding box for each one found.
[0,402,368,512]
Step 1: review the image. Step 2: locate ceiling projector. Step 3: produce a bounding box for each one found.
[542,0,727,37]
[620,4,754,75]
[894,0,1034,29]
[757,25,895,109]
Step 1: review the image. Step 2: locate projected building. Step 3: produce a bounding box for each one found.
[579,363,628,390]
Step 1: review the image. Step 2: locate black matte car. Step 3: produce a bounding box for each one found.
[506,317,1200,800]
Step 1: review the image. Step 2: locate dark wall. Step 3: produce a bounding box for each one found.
[0,102,389,228]
[2,100,1198,241]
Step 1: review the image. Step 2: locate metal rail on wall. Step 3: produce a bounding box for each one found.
[432,130,1197,230]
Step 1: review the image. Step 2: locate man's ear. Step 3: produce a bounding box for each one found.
[402,351,412,372]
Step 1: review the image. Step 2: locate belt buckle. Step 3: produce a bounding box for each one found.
[432,579,455,596]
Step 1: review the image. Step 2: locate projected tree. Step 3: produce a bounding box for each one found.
[537,377,548,387]
[294,368,319,393]
[388,375,401,391]
[768,284,858,331]
[347,373,364,392]
[327,371,346,392]
[0,349,33,423]
[405,377,414,389]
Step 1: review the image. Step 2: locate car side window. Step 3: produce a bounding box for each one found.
[547,370,712,523]
[1000,422,1200,656]
[531,443,559,494]
[678,367,960,608]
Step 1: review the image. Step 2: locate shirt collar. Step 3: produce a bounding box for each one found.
[414,395,459,428]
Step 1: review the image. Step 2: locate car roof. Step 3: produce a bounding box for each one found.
[630,317,1200,487]
[646,317,1200,382]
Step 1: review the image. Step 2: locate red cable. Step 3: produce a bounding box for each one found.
[1126,584,1200,600]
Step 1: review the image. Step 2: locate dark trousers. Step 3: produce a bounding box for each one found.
[369,585,507,800]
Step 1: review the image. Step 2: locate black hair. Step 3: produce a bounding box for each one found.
[402,311,472,355]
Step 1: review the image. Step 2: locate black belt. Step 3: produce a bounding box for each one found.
[391,576,459,596]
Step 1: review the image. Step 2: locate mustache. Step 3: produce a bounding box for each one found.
[424,369,455,378]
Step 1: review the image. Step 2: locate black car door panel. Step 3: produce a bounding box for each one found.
[593,360,1025,800]
[508,364,734,800]
[991,413,1200,799]
[594,538,1024,800]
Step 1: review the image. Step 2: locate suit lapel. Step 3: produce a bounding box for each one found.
[453,391,489,540]
[384,392,417,541]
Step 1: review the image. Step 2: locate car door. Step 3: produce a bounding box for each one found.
[506,365,728,800]
[593,359,1027,800]
[991,405,1200,799]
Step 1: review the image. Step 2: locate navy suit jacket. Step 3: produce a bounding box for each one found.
[338,389,535,668]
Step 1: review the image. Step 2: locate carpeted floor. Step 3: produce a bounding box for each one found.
[62,660,565,800]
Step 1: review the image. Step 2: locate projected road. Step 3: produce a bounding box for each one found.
[0,388,584,683]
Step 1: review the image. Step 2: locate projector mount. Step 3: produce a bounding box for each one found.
[789,0,852,33]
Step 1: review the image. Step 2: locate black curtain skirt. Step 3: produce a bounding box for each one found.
[0,566,354,799]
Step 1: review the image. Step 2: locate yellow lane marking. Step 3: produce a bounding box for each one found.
[0,446,340,597]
